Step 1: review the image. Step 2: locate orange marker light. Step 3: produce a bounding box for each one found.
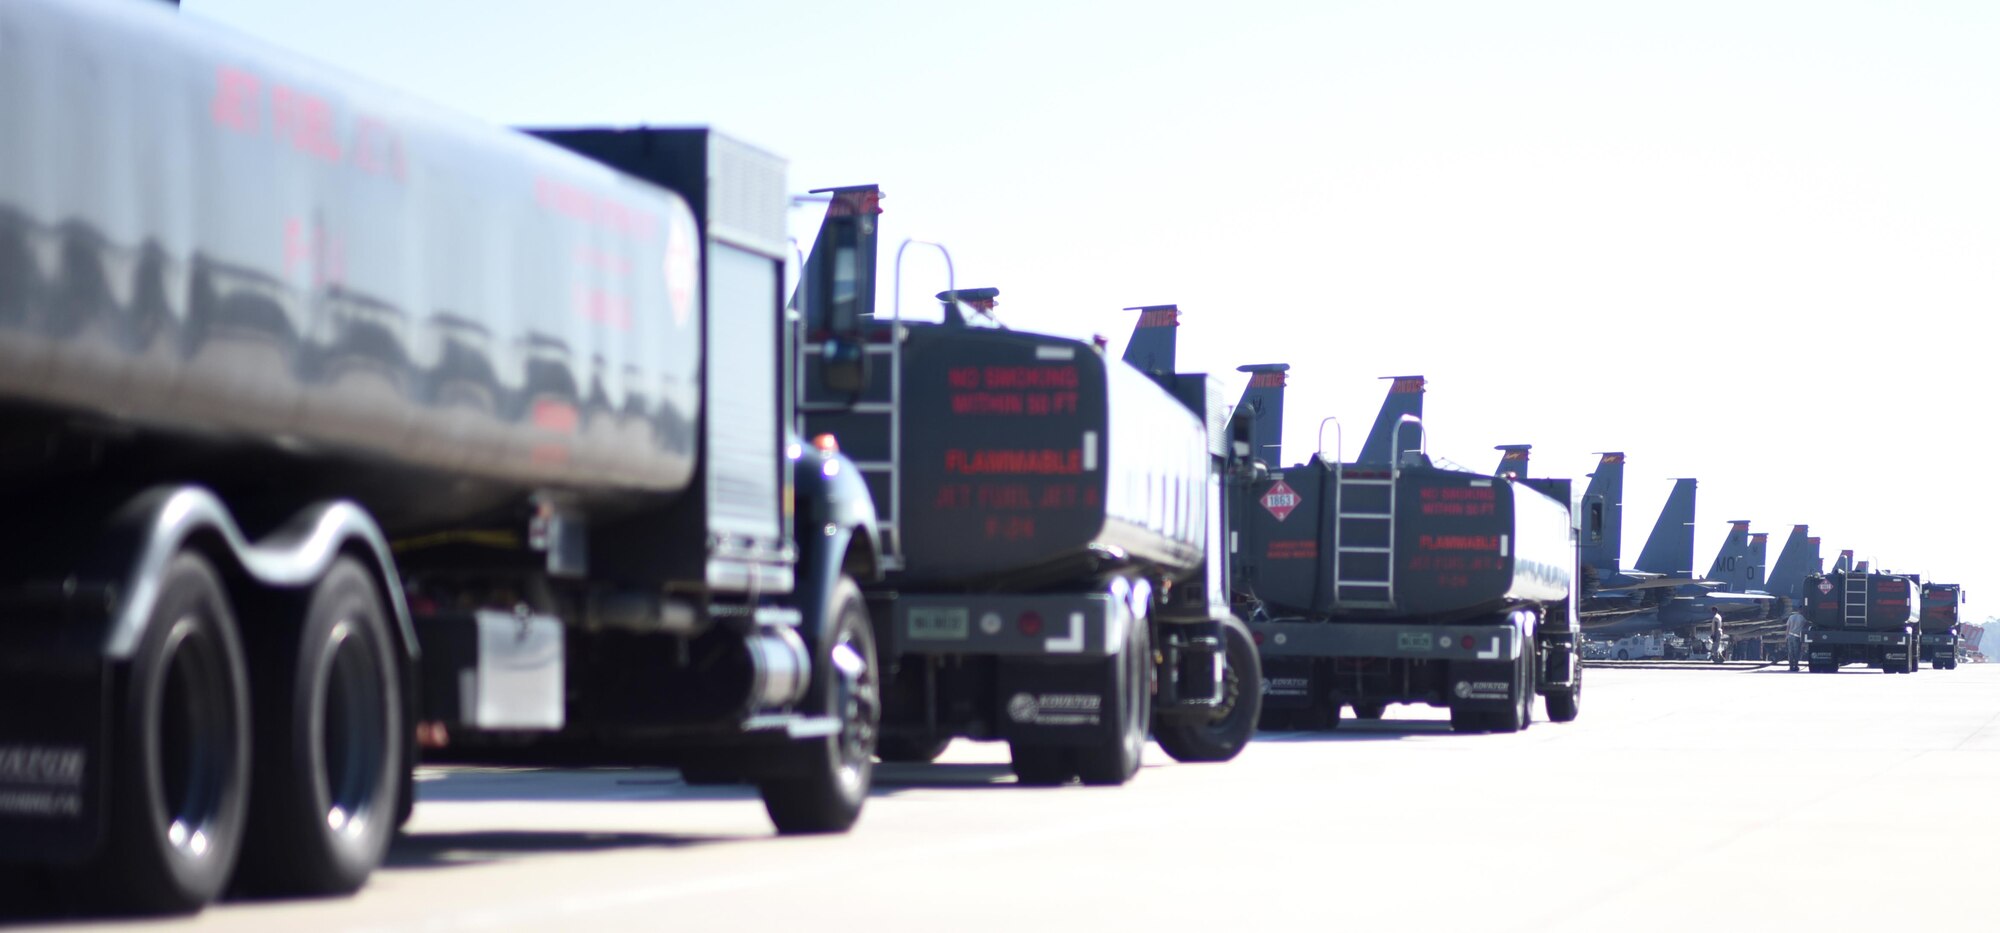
[812,433,840,454]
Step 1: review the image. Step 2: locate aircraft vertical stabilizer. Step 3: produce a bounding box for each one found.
[1495,445,1532,478]
[1833,549,1854,573]
[1633,478,1698,577]
[1704,521,1754,587]
[1121,304,1179,376]
[1746,532,1768,591]
[1355,375,1425,465]
[1764,526,1814,600]
[1233,363,1289,465]
[1579,452,1626,576]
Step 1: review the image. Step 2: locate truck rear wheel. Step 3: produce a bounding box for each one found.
[1545,677,1581,723]
[238,558,403,897]
[1153,616,1261,763]
[89,552,250,914]
[760,576,880,834]
[1074,615,1151,786]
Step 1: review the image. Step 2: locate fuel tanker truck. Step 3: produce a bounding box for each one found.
[1231,375,1583,733]
[0,0,886,914]
[1802,564,1921,673]
[791,190,1263,784]
[1918,582,1965,670]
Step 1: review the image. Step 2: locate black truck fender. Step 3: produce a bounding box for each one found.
[86,486,418,666]
[789,446,882,649]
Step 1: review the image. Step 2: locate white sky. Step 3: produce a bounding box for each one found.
[184,0,2000,609]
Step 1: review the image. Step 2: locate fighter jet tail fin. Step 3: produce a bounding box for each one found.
[1634,478,1698,577]
[1705,521,1754,588]
[1579,452,1626,574]
[1356,376,1426,465]
[1232,364,1289,465]
[1121,305,1179,376]
[1495,445,1532,478]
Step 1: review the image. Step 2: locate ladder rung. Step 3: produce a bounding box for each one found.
[1339,513,1393,521]
[1337,546,1392,555]
[851,461,894,471]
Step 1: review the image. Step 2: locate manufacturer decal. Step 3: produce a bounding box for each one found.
[1262,676,1310,697]
[1261,479,1300,522]
[0,744,86,819]
[1006,692,1102,726]
[0,745,84,787]
[1456,680,1511,700]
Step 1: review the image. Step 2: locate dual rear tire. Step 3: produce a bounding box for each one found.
[90,553,251,914]
[87,552,403,913]
[237,558,404,896]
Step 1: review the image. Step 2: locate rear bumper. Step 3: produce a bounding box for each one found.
[1807,630,1910,646]
[1253,620,1527,708]
[1250,620,1523,662]
[890,592,1133,659]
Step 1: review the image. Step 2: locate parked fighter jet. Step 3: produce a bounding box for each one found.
[1581,481,1776,641]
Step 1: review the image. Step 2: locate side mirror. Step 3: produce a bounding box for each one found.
[821,337,868,394]
[814,217,868,335]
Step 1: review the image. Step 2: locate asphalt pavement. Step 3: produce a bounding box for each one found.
[18,662,1998,932]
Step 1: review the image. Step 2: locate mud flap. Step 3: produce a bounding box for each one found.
[1258,657,1314,710]
[0,659,108,866]
[994,657,1121,747]
[1446,659,1518,712]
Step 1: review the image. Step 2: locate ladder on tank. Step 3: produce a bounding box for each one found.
[1842,570,1869,627]
[1319,415,1425,609]
[795,236,953,573]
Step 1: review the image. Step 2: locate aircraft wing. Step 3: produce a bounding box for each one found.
[1598,576,1696,593]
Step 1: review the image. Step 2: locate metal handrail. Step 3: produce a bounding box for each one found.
[1316,416,1342,471]
[787,237,810,422]
[883,239,956,570]
[1391,413,1428,468]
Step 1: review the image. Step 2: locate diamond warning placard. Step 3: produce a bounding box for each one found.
[1261,478,1300,522]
